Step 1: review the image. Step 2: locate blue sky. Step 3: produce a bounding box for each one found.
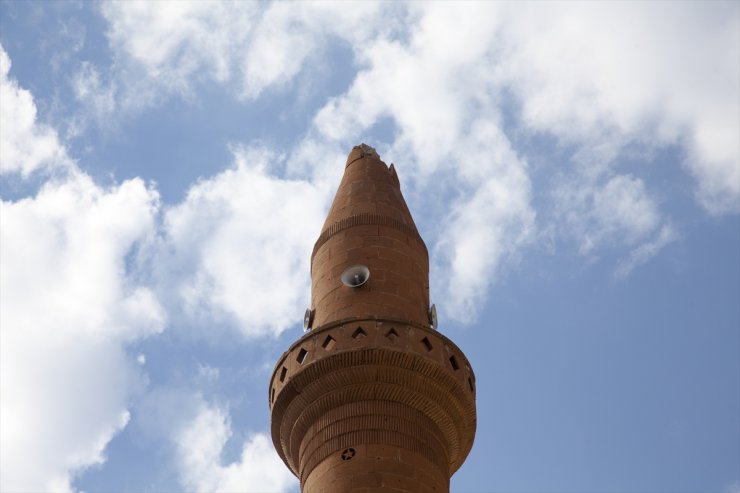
[0,2,738,492]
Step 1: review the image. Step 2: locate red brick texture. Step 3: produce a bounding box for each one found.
[270,146,476,492]
[310,147,429,329]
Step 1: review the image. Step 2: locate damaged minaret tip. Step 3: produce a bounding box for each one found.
[269,143,477,493]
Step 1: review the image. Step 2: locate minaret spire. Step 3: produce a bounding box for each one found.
[310,143,429,329]
[270,144,476,493]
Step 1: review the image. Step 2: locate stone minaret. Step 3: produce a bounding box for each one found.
[269,144,476,492]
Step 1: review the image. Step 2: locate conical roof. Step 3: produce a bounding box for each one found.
[320,144,419,232]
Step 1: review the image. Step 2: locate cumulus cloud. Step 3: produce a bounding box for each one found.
[157,146,329,338]
[2,5,736,489]
[496,2,739,214]
[553,170,676,277]
[32,1,738,331]
[102,1,258,93]
[67,2,259,122]
[237,1,384,99]
[555,174,667,254]
[134,390,295,492]
[95,1,385,110]
[0,47,165,491]
[0,44,72,176]
[93,1,738,216]
[314,3,500,169]
[309,3,535,321]
[0,172,165,491]
[93,3,738,315]
[175,400,295,493]
[433,121,535,321]
[306,1,736,316]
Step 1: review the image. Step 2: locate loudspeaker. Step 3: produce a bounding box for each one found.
[341,265,370,288]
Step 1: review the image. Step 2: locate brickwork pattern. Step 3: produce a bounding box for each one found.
[269,145,476,492]
[269,320,476,492]
[310,150,429,329]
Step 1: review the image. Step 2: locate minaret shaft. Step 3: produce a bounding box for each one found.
[270,145,476,493]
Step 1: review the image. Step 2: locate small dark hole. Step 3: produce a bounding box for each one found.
[385,328,399,342]
[421,337,433,352]
[271,387,275,403]
[297,348,308,364]
[449,355,460,370]
[341,448,356,460]
[322,335,336,350]
[352,327,367,339]
[279,367,287,382]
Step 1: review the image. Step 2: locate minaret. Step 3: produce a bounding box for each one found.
[269,144,476,492]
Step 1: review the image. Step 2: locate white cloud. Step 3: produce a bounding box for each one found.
[433,120,535,322]
[239,1,383,99]
[616,224,677,279]
[92,1,739,216]
[96,1,385,110]
[2,7,735,489]
[0,44,72,176]
[553,171,676,275]
[24,1,735,337]
[72,62,118,119]
[67,2,262,122]
[158,146,329,338]
[562,174,664,255]
[308,2,736,316]
[0,172,165,492]
[0,47,165,491]
[93,2,738,291]
[591,175,661,246]
[175,400,295,493]
[496,2,739,214]
[102,1,258,92]
[435,174,534,322]
[314,2,501,174]
[309,3,534,322]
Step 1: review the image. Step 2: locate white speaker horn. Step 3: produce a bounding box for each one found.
[341,265,370,288]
